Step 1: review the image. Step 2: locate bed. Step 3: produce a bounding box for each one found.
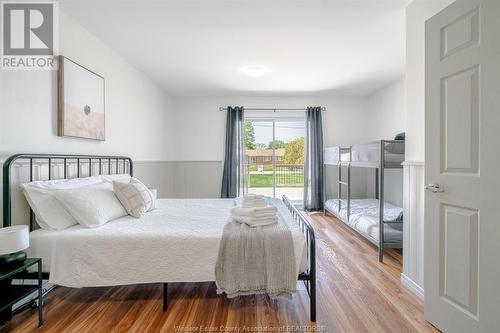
[3,154,317,321]
[323,139,405,261]
[28,198,307,287]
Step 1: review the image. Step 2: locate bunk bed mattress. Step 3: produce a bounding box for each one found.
[350,215,402,244]
[324,146,350,165]
[325,199,403,221]
[324,199,403,244]
[350,142,404,167]
[27,198,307,287]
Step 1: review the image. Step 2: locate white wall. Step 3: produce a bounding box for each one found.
[364,77,406,206]
[0,11,176,227]
[172,95,373,162]
[405,0,456,162]
[0,12,175,161]
[366,77,406,140]
[402,0,456,298]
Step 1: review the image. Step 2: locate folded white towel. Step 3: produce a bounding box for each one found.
[242,197,265,202]
[236,195,267,208]
[233,212,276,219]
[231,206,278,217]
[243,193,264,200]
[232,215,278,227]
[242,201,266,208]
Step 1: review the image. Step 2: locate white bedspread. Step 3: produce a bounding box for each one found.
[27,198,306,288]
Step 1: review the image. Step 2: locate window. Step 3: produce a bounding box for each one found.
[244,119,305,200]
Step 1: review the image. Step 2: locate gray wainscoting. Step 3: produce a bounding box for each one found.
[134,161,175,198]
[170,161,223,198]
[134,160,224,199]
[118,160,223,199]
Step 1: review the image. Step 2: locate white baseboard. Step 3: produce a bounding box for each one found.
[400,273,424,300]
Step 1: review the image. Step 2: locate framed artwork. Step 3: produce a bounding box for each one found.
[58,56,105,140]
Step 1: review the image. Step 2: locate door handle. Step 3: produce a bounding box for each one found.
[425,183,445,193]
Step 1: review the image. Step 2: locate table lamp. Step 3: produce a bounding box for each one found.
[0,225,29,267]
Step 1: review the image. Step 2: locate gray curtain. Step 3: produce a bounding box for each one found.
[221,106,245,198]
[304,106,324,211]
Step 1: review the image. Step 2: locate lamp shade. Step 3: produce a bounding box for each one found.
[0,225,29,255]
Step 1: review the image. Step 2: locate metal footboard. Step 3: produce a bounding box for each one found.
[282,195,316,322]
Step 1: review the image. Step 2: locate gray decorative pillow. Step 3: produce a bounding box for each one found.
[385,142,405,154]
[113,178,155,218]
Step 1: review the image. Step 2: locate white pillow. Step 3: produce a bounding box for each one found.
[22,174,131,230]
[113,178,156,218]
[53,182,128,228]
[97,174,132,183]
[149,189,158,206]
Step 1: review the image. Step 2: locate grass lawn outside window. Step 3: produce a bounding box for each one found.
[247,165,274,172]
[249,174,304,188]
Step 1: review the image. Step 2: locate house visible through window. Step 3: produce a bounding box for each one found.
[244,119,305,200]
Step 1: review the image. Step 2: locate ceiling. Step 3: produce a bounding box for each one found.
[61,0,409,97]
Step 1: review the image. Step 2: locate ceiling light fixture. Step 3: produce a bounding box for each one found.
[243,66,267,77]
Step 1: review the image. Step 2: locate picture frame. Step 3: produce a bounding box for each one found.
[57,56,105,140]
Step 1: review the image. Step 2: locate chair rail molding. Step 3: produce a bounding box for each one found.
[402,160,425,298]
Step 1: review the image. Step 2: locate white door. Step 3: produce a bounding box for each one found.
[425,0,500,332]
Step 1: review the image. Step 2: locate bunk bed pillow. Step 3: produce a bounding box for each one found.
[394,132,405,141]
[385,132,405,155]
[385,143,405,155]
[54,182,128,228]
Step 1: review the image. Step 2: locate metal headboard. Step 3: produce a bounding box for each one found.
[2,153,133,229]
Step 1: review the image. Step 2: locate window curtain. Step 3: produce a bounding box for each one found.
[220,106,245,198]
[304,106,324,211]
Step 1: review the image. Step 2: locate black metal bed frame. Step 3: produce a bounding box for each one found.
[2,154,133,231]
[282,195,316,322]
[2,153,317,322]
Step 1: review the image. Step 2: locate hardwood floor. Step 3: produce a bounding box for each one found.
[2,213,438,333]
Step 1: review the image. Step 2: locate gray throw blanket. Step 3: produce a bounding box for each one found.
[215,211,297,299]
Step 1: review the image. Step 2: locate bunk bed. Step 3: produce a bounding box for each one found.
[323,140,405,261]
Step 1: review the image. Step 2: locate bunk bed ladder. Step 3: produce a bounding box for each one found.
[337,148,351,222]
[378,140,385,262]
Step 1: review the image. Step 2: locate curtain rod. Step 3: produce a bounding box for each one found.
[218,107,326,112]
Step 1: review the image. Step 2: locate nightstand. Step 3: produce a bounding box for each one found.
[0,258,43,327]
